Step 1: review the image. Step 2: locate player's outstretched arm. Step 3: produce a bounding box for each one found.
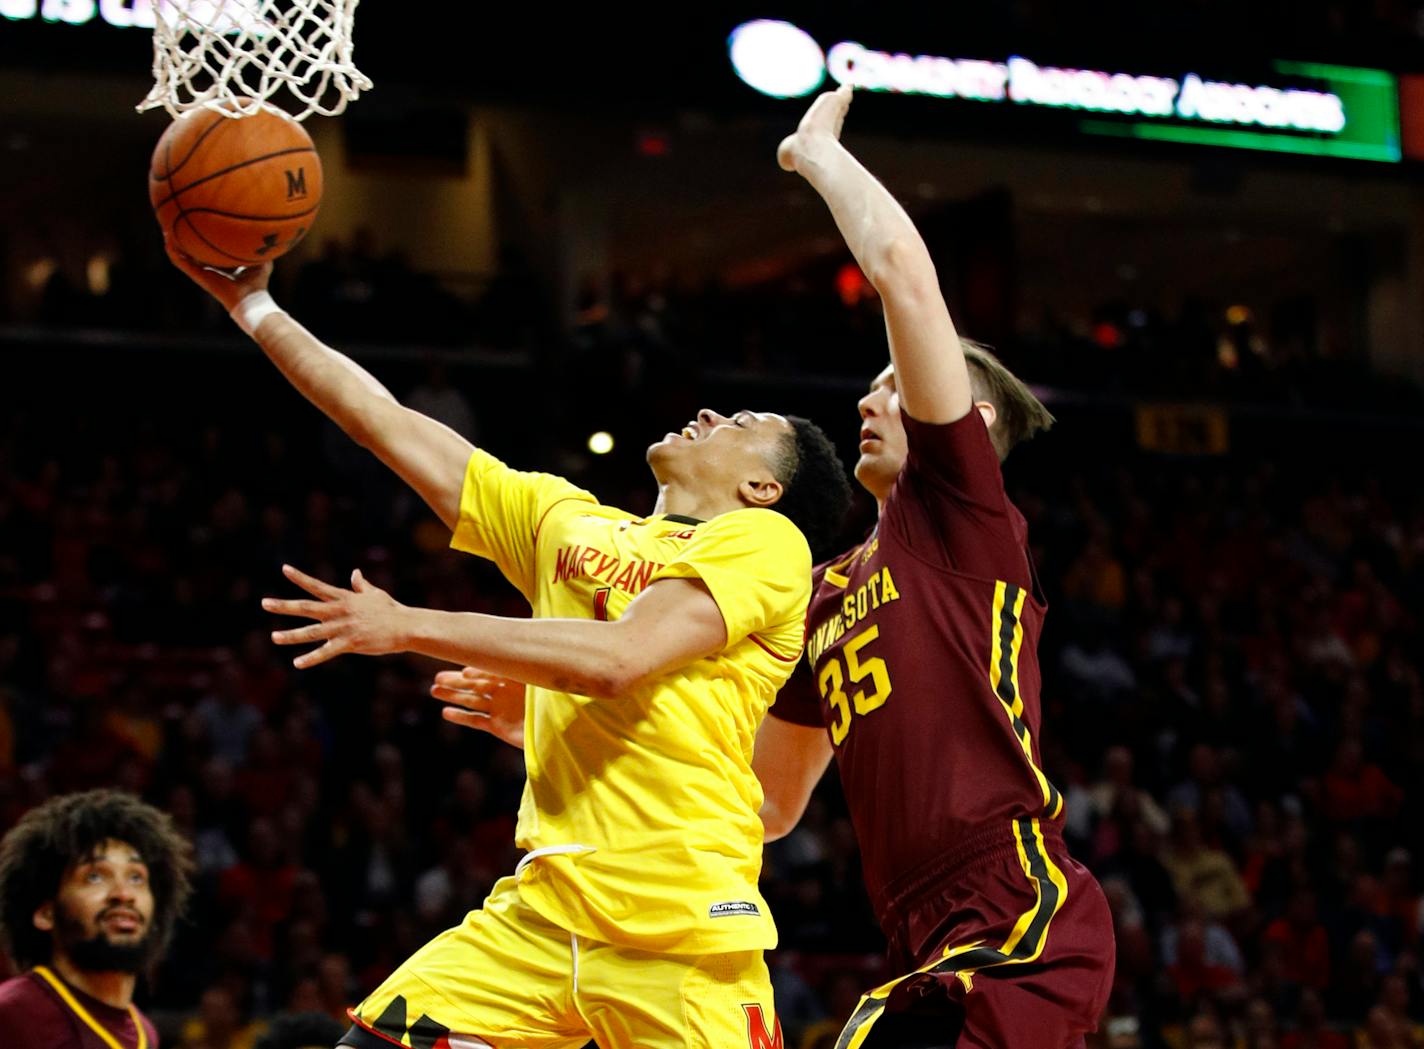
[753,716,833,841]
[165,241,472,530]
[263,565,729,698]
[779,85,971,425]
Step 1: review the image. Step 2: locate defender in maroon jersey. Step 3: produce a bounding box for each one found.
[757,87,1114,1048]
[0,790,193,1049]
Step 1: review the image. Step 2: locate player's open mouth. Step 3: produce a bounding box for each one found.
[668,422,700,441]
[102,911,143,933]
[859,427,880,447]
[662,425,698,443]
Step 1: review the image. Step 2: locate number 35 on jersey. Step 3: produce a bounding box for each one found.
[806,566,901,746]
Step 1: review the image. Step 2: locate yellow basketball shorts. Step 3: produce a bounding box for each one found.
[338,876,784,1049]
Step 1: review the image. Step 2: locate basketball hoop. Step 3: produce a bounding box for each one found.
[137,0,372,122]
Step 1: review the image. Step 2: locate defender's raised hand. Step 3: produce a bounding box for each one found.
[263,564,408,668]
[431,668,527,749]
[777,83,853,174]
[775,78,971,426]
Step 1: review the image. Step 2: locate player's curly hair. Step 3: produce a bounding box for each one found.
[0,789,194,970]
[770,416,853,561]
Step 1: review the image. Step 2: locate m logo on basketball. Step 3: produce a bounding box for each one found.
[742,1004,783,1049]
[285,167,308,200]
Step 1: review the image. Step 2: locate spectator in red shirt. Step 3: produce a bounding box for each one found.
[1322,737,1402,826]
[1263,886,1331,992]
[1281,989,1349,1049]
[234,728,292,820]
[216,818,296,963]
[1375,849,1423,953]
[1328,929,1389,1024]
[314,952,355,1030]
[1167,916,1242,1009]
[235,630,289,717]
[50,703,134,796]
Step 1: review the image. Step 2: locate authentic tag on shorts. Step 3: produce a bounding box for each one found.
[709,901,760,918]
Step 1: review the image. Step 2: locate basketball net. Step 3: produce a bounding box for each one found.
[137,0,372,121]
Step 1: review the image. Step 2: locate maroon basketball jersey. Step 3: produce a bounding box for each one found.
[772,410,1063,921]
[0,969,158,1049]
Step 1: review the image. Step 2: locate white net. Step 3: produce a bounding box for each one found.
[137,0,372,121]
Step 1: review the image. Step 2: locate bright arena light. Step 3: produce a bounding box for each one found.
[587,432,614,455]
[728,19,826,99]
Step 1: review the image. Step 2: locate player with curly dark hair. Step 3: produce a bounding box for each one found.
[0,789,194,1049]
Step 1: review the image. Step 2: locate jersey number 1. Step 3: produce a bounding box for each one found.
[817,624,893,746]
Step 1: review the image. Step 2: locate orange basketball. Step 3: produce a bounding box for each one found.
[149,102,323,269]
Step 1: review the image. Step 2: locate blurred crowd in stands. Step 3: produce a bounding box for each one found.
[4,224,1416,421]
[1034,447,1424,1049]
[1,312,1422,1049]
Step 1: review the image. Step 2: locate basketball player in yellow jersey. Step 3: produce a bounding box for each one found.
[165,241,852,1049]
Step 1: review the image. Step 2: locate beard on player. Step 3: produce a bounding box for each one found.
[52,897,153,974]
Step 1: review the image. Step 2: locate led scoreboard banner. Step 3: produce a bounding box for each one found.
[728,19,1402,164]
[1,0,155,26]
[2,0,274,31]
[3,6,1404,164]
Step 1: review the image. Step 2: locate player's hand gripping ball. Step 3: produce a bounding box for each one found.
[150,100,323,269]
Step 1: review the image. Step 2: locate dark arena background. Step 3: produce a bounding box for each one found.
[3,3,1424,1048]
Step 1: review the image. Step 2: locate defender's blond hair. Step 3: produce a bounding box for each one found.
[960,340,1054,461]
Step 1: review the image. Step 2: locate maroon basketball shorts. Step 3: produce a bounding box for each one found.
[835,818,1115,1049]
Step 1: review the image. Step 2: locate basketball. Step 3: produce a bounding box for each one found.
[149,101,323,269]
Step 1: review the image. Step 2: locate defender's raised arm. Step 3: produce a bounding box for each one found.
[779,85,971,426]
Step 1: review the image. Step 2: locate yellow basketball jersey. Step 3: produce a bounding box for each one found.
[450,447,811,954]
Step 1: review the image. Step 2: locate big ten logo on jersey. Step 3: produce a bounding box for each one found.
[660,527,696,540]
[741,1005,784,1049]
[285,167,309,200]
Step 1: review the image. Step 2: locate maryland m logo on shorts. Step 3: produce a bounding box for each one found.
[743,1004,784,1049]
